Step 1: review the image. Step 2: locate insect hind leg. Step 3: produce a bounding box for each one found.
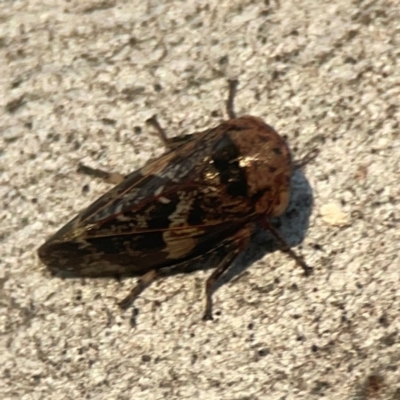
[118,269,159,310]
[77,163,125,185]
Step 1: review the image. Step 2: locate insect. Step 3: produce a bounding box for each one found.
[38,80,312,320]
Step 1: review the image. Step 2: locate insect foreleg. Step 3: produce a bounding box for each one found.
[226,79,238,119]
[261,220,313,276]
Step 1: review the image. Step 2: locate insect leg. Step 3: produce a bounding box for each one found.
[77,163,125,185]
[261,220,313,276]
[118,269,158,310]
[146,115,194,150]
[293,148,319,170]
[203,225,252,320]
[202,249,240,321]
[226,79,238,119]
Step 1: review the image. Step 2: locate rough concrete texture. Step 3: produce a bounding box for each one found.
[1,0,399,399]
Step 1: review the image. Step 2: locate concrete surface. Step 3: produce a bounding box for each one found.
[1,0,399,399]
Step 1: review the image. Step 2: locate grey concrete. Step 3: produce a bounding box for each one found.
[1,0,399,399]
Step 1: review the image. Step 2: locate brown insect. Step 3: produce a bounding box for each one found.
[38,80,312,320]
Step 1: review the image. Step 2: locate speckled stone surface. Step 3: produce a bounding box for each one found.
[1,1,399,399]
